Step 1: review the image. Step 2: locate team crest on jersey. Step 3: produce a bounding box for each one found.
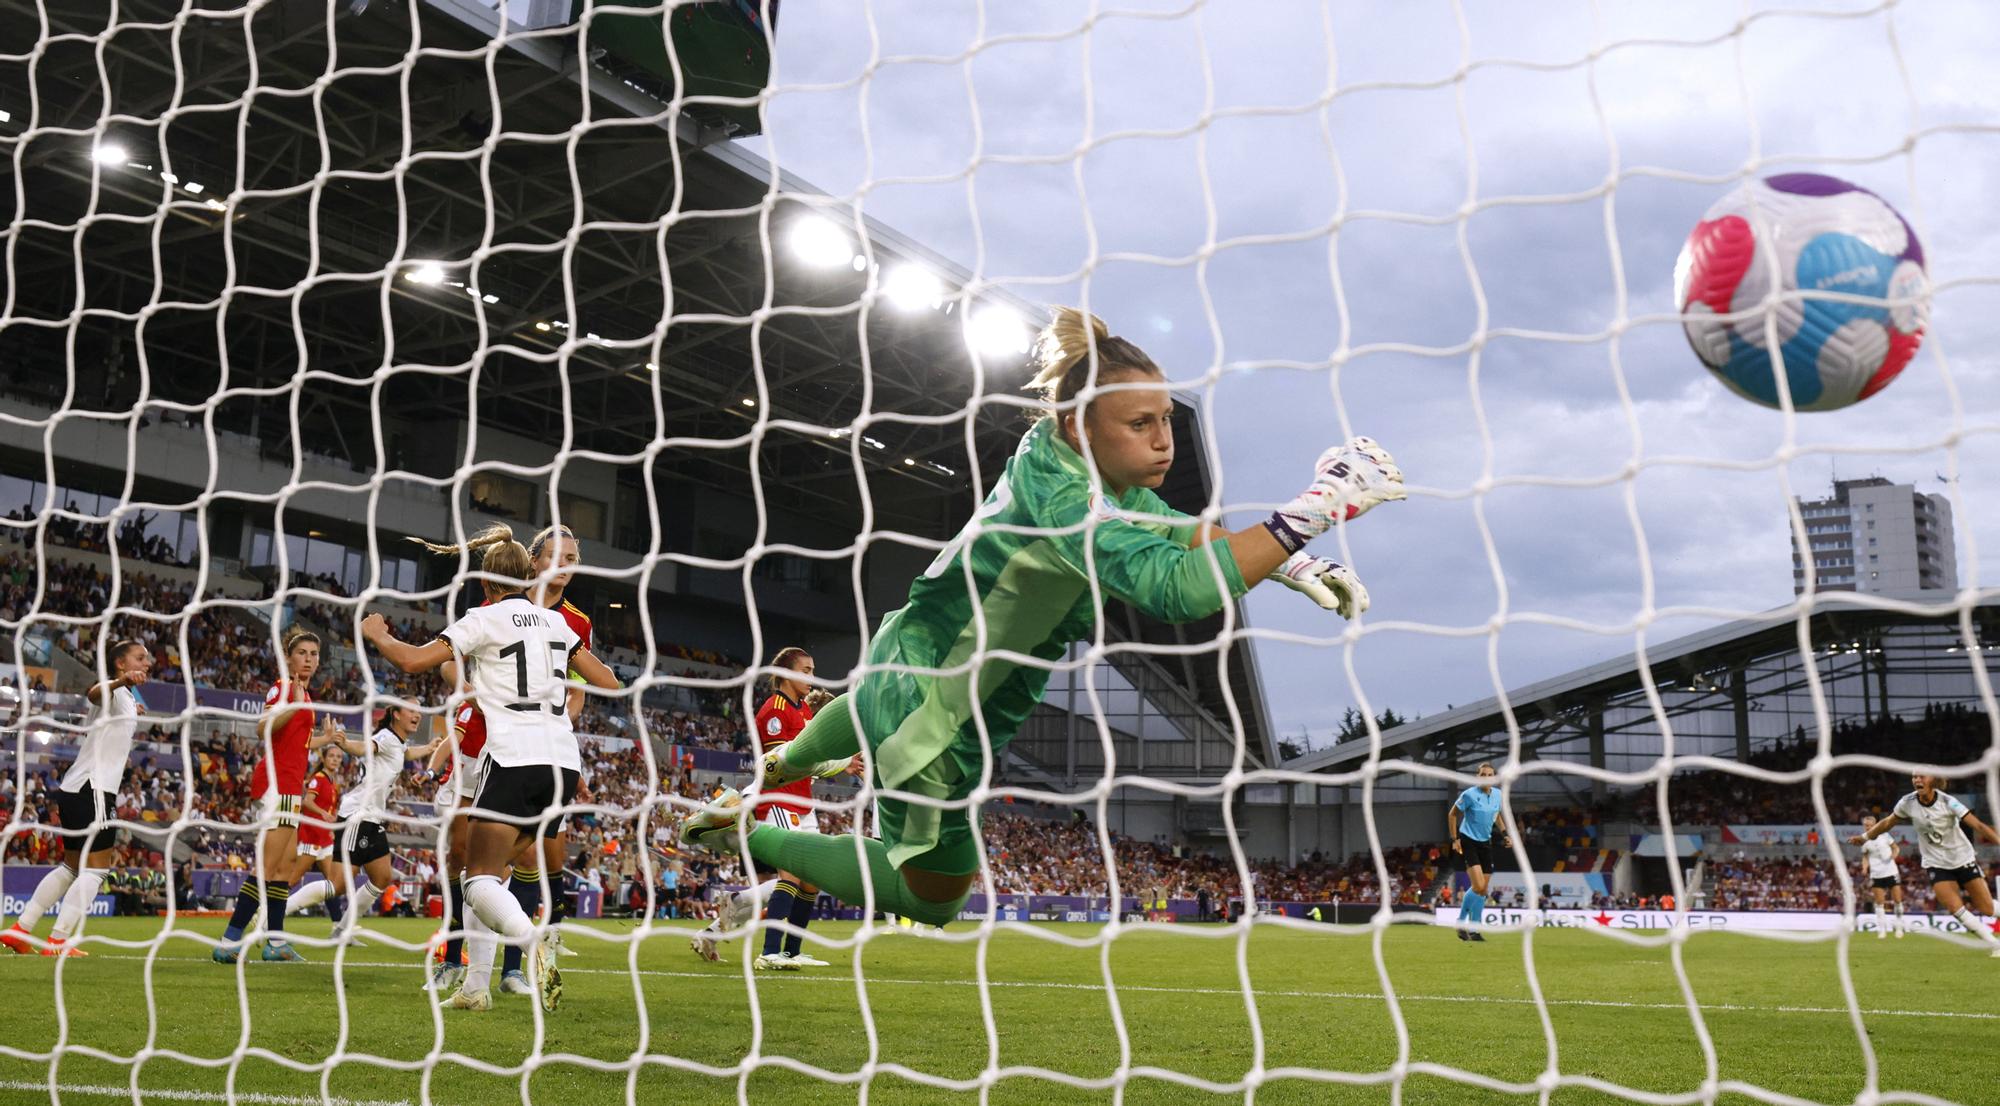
[766,716,784,736]
[1088,491,1127,523]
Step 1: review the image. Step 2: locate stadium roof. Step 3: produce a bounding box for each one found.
[0,0,1055,534]
[0,0,1277,765]
[1288,588,2000,776]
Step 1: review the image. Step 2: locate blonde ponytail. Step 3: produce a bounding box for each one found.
[409,522,532,587]
[1023,307,1163,414]
[407,521,516,558]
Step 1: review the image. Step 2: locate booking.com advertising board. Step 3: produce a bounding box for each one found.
[1,866,115,918]
[1431,905,2000,934]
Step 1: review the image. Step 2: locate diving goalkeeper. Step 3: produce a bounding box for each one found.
[682,307,1405,927]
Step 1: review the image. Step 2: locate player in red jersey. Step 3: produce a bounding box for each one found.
[278,744,349,924]
[749,649,827,970]
[215,627,343,963]
[692,647,856,968]
[414,523,616,995]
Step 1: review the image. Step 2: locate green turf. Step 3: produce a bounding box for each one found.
[0,917,1990,1105]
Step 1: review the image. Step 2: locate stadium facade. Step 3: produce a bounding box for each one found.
[0,0,1276,854]
[5,0,1993,882]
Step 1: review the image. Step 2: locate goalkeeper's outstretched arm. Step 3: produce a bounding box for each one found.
[1060,434,1401,624]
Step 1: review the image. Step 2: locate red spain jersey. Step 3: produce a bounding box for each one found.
[454,598,592,759]
[557,600,593,656]
[453,699,488,759]
[250,681,313,799]
[752,692,815,814]
[298,770,340,847]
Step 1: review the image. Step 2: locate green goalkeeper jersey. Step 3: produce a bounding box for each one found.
[857,418,1248,863]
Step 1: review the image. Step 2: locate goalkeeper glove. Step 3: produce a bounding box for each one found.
[1264,436,1404,554]
[1269,553,1370,619]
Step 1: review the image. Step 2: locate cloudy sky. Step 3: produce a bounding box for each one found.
[741,0,2000,749]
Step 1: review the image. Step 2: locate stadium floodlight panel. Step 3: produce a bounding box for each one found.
[788,214,855,268]
[883,263,945,311]
[92,142,128,167]
[404,263,446,285]
[969,305,1033,357]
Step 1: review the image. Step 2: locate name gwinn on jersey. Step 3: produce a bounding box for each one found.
[437,595,584,772]
[1891,789,1977,870]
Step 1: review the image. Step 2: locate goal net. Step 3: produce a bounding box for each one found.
[3,0,1997,1104]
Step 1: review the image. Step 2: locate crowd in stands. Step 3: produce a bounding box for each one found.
[0,549,287,692]
[663,643,740,669]
[1634,706,1996,912]
[1706,855,1841,912]
[976,808,1454,907]
[1657,705,1993,827]
[1702,850,1949,912]
[7,545,1995,923]
[2,537,761,732]
[3,724,323,868]
[3,503,196,570]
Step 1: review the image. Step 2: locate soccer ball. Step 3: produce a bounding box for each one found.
[1673,173,1926,412]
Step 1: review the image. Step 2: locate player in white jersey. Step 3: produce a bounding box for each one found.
[284,705,438,931]
[1856,814,1905,939]
[3,639,152,957]
[362,522,620,1012]
[1851,773,2000,956]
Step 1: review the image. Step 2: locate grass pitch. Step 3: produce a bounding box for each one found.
[0,916,1991,1105]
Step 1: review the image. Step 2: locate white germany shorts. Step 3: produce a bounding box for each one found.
[759,805,819,833]
[260,791,302,830]
[454,751,488,802]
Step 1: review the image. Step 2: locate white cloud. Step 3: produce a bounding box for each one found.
[753,0,2000,741]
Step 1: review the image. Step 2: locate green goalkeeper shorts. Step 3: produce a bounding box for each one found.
[816,669,985,879]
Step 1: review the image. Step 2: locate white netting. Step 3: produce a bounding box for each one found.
[3,0,1999,1103]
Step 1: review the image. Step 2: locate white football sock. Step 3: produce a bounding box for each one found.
[465,874,533,939]
[1893,902,1905,929]
[724,878,779,930]
[1952,907,1998,945]
[463,874,532,991]
[15,866,76,931]
[1872,902,1886,932]
[50,870,106,942]
[462,907,498,993]
[346,883,380,927]
[286,879,335,915]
